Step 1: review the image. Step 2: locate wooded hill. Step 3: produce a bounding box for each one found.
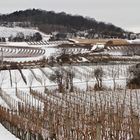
[0,9,126,37]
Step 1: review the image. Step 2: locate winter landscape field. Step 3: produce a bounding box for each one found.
[0,3,140,139]
[0,25,140,140]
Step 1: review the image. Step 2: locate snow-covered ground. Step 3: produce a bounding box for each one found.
[0,63,137,139]
[127,39,140,44]
[0,64,131,111]
[0,26,140,139]
[0,64,130,89]
[0,26,72,62]
[0,124,19,140]
[0,26,51,40]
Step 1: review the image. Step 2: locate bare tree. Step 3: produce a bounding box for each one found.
[57,48,70,64]
[65,66,75,92]
[48,56,56,66]
[13,72,21,96]
[28,74,34,92]
[111,66,118,91]
[94,67,104,90]
[84,72,92,91]
[127,65,140,88]
[49,68,64,93]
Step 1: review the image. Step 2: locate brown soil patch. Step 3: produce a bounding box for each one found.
[75,38,129,45]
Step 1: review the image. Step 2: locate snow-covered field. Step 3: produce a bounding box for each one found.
[0,64,130,89]
[0,64,131,113]
[0,62,139,139]
[0,27,74,62]
[1,26,140,139]
[0,124,19,140]
[0,26,51,40]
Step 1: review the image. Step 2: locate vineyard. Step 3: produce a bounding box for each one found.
[0,26,140,139]
[1,63,140,140]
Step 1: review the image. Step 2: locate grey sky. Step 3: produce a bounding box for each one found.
[0,0,139,32]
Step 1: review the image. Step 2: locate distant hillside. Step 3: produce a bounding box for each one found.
[0,9,126,38]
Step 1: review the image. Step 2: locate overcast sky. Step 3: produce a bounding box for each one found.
[0,0,139,33]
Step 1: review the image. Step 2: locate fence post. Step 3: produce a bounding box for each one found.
[131,114,140,140]
[96,121,101,140]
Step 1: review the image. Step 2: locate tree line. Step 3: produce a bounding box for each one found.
[0,9,126,37]
[0,32,42,42]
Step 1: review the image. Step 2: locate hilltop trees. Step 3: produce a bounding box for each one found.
[0,9,125,38]
[0,37,6,42]
[33,32,42,41]
[8,32,42,42]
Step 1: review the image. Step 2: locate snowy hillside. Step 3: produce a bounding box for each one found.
[0,26,51,40]
[0,63,140,140]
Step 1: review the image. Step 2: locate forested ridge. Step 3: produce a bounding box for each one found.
[0,9,126,37]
